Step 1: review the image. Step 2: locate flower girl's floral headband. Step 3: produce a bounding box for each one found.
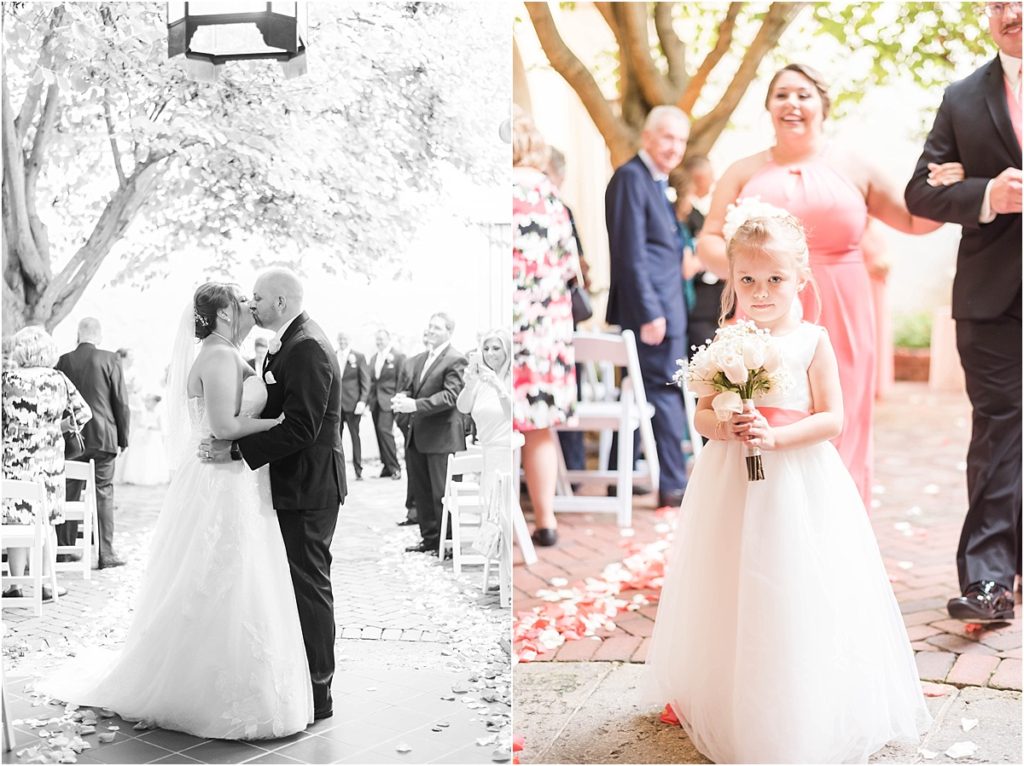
[722,197,795,244]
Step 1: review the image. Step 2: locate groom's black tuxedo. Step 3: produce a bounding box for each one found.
[238,312,347,509]
[236,311,345,718]
[905,54,1022,594]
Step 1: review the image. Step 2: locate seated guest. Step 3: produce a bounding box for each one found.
[2,326,93,599]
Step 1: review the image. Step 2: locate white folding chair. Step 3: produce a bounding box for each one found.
[1,479,56,616]
[551,330,658,528]
[511,431,537,566]
[438,451,486,575]
[2,625,14,751]
[481,469,512,607]
[55,459,97,579]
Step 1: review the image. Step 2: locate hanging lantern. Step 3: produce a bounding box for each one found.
[167,2,307,81]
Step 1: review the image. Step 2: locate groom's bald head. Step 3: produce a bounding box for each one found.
[253,267,304,331]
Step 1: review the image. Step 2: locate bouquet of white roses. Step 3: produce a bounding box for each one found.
[675,320,789,480]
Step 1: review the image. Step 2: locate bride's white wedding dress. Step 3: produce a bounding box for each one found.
[38,377,313,740]
[645,323,931,764]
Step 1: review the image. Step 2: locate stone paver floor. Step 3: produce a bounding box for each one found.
[4,463,510,764]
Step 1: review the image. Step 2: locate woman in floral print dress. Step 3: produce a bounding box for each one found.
[512,107,578,547]
[2,325,92,599]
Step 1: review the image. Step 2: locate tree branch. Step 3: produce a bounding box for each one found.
[679,2,742,114]
[1,71,48,286]
[654,3,686,93]
[689,2,808,156]
[525,3,634,164]
[14,5,64,142]
[103,90,127,187]
[39,158,167,329]
[618,2,671,107]
[24,82,59,272]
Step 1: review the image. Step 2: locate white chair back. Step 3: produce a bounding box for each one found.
[1,479,52,616]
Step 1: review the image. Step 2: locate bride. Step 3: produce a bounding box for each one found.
[37,282,313,740]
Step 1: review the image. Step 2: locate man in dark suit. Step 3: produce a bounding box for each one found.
[207,268,347,720]
[395,335,426,527]
[392,313,467,554]
[57,317,130,569]
[369,329,406,481]
[336,332,371,481]
[605,105,690,508]
[905,4,1022,622]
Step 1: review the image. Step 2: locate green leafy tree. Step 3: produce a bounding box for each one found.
[3,1,506,332]
[520,1,987,167]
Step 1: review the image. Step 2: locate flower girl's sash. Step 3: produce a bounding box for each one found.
[758,407,809,427]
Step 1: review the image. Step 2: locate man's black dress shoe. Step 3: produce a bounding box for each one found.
[396,519,417,527]
[606,485,652,498]
[314,709,333,721]
[947,580,1015,622]
[405,542,432,553]
[355,474,363,481]
[379,469,393,478]
[98,556,126,569]
[657,489,686,508]
[531,528,557,547]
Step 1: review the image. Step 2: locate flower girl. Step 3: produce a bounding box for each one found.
[645,205,931,763]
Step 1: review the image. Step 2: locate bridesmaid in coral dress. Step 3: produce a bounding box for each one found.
[697,63,945,507]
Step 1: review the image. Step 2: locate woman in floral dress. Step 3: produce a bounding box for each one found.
[2,325,92,599]
[512,107,579,547]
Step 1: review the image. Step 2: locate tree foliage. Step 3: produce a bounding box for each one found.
[3,1,506,332]
[521,1,986,167]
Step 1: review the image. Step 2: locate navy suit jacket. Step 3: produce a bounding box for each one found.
[56,344,130,454]
[905,56,1022,321]
[401,345,467,455]
[605,155,687,343]
[237,312,347,511]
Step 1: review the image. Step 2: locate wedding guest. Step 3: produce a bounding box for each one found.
[369,329,405,481]
[120,394,169,486]
[396,334,427,527]
[905,2,1022,621]
[697,63,943,506]
[646,210,930,762]
[678,155,724,350]
[336,332,371,481]
[457,329,513,590]
[606,105,690,509]
[2,326,92,599]
[393,313,467,555]
[513,108,578,547]
[246,336,269,372]
[547,146,591,482]
[56,317,131,568]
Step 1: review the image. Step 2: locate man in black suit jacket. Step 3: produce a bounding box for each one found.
[395,335,426,527]
[905,6,1022,622]
[208,268,346,721]
[605,105,691,508]
[57,318,130,569]
[369,328,406,480]
[336,332,371,481]
[392,313,467,554]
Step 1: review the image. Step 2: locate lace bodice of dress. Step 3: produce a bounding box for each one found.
[188,376,268,435]
[754,322,823,413]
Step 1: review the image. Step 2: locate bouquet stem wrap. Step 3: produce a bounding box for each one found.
[742,399,765,481]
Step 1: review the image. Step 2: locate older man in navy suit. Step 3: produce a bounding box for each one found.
[605,105,690,508]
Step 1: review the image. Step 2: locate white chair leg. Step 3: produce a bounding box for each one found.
[617,404,634,529]
[44,531,58,604]
[29,538,42,618]
[439,499,450,559]
[451,494,462,576]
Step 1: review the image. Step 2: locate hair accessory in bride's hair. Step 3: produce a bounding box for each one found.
[722,197,793,243]
[194,310,209,327]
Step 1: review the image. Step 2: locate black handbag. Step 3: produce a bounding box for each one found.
[569,280,593,324]
[61,375,85,460]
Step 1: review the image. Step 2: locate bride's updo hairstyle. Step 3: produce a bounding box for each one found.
[193,282,237,340]
[720,213,821,324]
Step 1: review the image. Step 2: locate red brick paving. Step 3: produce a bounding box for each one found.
[514,383,1022,692]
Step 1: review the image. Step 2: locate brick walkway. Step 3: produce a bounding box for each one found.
[4,461,510,764]
[513,382,1021,692]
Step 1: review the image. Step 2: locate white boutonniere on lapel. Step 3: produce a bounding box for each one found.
[664,185,678,204]
[268,338,282,355]
[264,371,278,385]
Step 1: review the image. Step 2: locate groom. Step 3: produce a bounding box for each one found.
[905,1,1022,622]
[206,267,347,719]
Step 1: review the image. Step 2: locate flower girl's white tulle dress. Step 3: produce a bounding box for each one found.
[38,377,313,740]
[645,322,931,764]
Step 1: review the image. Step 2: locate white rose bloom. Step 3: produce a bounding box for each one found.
[741,337,766,370]
[720,353,748,385]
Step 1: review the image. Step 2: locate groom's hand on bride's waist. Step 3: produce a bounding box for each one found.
[198,436,235,463]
